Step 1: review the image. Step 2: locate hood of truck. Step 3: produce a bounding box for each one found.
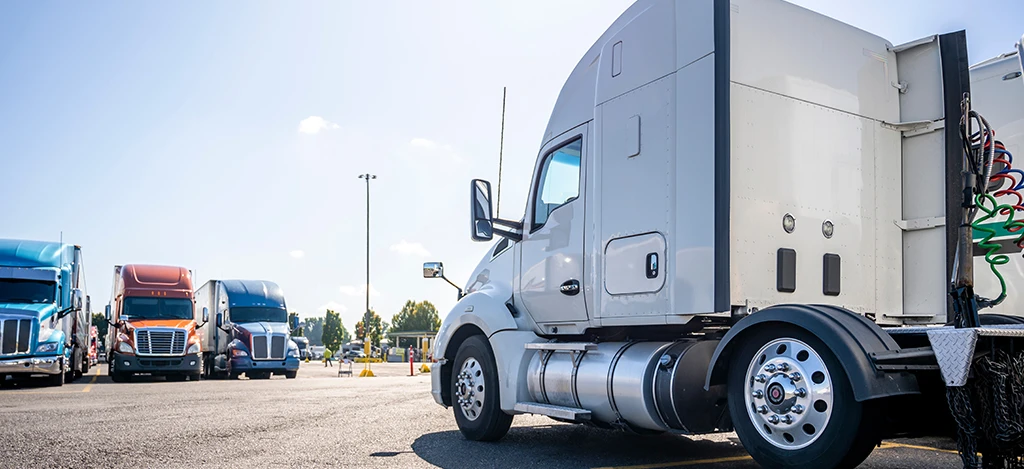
[236,322,289,336]
[123,319,196,331]
[0,302,57,321]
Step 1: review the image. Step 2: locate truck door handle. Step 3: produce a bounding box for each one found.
[560,280,580,296]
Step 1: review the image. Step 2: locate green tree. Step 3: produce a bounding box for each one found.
[355,308,387,347]
[390,300,441,333]
[91,313,107,349]
[288,312,303,336]
[321,310,344,352]
[303,317,324,346]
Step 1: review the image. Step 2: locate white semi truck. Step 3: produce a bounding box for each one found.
[425,1,1024,468]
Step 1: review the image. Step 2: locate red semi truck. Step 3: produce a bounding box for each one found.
[104,264,204,382]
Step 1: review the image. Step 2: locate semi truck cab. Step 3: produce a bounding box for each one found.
[194,279,300,380]
[105,264,202,382]
[426,1,1024,467]
[0,239,89,387]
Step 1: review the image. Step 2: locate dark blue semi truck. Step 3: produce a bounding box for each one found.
[194,279,300,379]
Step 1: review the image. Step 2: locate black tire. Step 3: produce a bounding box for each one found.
[251,372,271,380]
[228,372,240,380]
[726,325,879,469]
[47,359,65,387]
[166,374,187,382]
[285,371,297,379]
[66,349,78,383]
[108,358,129,383]
[451,335,513,441]
[188,373,202,381]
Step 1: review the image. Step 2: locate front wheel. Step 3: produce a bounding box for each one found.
[451,335,512,441]
[46,358,65,387]
[726,326,879,469]
[108,358,128,383]
[285,371,297,379]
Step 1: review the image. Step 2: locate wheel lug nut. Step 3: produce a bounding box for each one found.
[757,405,769,414]
[778,363,790,372]
[764,364,776,373]
[790,372,802,382]
[781,415,794,424]
[792,404,805,414]
[754,374,767,383]
[768,415,780,424]
[752,390,764,399]
[795,388,807,398]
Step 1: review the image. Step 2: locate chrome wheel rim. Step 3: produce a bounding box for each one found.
[455,356,485,421]
[744,338,833,450]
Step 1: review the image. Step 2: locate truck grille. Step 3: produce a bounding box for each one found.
[0,319,32,356]
[271,336,285,359]
[250,334,286,360]
[135,328,187,356]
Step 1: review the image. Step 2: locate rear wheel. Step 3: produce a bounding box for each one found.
[451,335,512,441]
[727,326,879,469]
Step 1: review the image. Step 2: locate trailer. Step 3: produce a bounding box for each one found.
[424,1,1024,467]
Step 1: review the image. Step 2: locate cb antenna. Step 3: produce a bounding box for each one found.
[496,87,506,218]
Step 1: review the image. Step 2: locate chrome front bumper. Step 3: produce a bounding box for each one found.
[0,356,61,375]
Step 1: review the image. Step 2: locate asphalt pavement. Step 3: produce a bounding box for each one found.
[0,361,962,468]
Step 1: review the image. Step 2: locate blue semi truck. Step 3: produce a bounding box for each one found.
[0,239,91,386]
[194,279,300,379]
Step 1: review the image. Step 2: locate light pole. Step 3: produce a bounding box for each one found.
[357,173,376,377]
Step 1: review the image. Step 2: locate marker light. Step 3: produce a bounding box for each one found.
[782,213,796,234]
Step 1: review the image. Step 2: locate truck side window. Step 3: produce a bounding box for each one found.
[532,137,582,231]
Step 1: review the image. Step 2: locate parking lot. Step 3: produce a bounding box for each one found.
[0,362,962,468]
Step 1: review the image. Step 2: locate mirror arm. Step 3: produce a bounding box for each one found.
[493,218,522,230]
[440,275,465,300]
[55,306,75,319]
[492,227,522,242]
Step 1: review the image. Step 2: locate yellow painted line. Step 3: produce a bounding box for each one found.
[592,455,752,469]
[879,441,961,455]
[81,372,99,393]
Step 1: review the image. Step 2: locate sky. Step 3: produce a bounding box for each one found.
[1,1,1021,331]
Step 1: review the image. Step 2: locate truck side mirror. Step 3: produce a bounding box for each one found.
[72,288,84,311]
[216,312,223,329]
[290,315,299,331]
[423,262,443,278]
[470,179,494,241]
[202,307,209,325]
[104,304,111,322]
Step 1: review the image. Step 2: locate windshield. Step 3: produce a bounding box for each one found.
[0,279,56,304]
[123,297,193,320]
[230,306,287,323]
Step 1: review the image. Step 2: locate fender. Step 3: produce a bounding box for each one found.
[704,304,919,402]
[432,289,520,407]
[434,290,518,363]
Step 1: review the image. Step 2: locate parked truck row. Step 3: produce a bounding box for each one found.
[0,250,301,386]
[424,1,1024,468]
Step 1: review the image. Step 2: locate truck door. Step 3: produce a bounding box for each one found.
[517,124,589,325]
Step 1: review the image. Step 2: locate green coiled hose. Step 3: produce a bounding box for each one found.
[972,193,1024,305]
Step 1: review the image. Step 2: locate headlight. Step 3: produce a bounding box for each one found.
[36,342,59,353]
[187,343,201,354]
[231,349,248,357]
[287,348,299,358]
[117,341,134,354]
